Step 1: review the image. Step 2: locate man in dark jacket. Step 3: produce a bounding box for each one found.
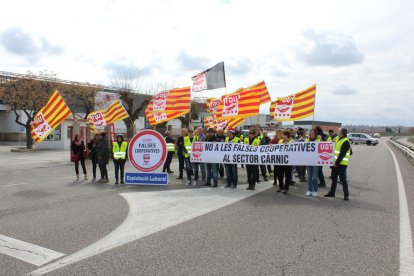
[163,131,175,174]
[175,128,187,179]
[203,128,218,187]
[259,131,271,181]
[97,131,110,183]
[325,128,351,200]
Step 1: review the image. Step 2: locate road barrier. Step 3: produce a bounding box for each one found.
[388,139,414,160]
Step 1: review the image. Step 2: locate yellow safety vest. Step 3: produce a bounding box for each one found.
[113,141,128,160]
[328,136,339,142]
[184,136,199,158]
[278,138,294,144]
[165,137,175,152]
[335,137,351,165]
[225,136,240,143]
[305,138,321,142]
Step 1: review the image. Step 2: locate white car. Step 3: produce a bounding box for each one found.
[347,133,379,146]
[373,133,381,138]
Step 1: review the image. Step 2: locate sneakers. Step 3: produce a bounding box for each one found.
[306,191,312,196]
[312,192,318,197]
[102,179,109,183]
[191,180,197,186]
[344,193,349,201]
[186,180,191,185]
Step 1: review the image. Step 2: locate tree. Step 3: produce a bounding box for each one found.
[60,83,98,119]
[111,71,173,138]
[0,71,58,149]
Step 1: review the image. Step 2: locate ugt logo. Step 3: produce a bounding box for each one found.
[317,143,334,165]
[192,72,207,91]
[209,99,221,112]
[143,154,151,165]
[274,95,294,119]
[91,112,105,127]
[192,142,203,159]
[223,94,240,116]
[153,91,169,112]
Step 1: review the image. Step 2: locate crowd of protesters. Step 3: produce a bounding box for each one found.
[70,125,351,200]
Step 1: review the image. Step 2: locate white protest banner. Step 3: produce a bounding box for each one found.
[190,142,335,166]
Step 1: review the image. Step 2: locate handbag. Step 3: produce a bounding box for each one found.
[71,152,80,162]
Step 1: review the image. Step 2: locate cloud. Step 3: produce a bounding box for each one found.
[332,84,357,95]
[0,26,63,62]
[226,58,253,75]
[297,29,364,67]
[176,49,210,72]
[105,60,155,78]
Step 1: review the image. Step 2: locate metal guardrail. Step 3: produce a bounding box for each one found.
[388,139,414,159]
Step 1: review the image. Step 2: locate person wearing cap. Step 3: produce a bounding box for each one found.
[112,134,128,185]
[224,128,240,189]
[162,131,175,174]
[183,126,199,186]
[203,128,218,187]
[246,129,260,190]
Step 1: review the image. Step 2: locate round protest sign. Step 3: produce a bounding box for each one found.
[128,130,167,172]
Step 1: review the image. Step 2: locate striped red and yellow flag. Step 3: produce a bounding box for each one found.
[31,90,72,143]
[147,86,190,114]
[244,80,271,105]
[215,88,260,120]
[88,100,129,131]
[145,108,187,126]
[227,118,245,128]
[206,97,221,116]
[204,116,245,129]
[270,84,316,121]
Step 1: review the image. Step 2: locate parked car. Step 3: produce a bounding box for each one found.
[347,133,379,146]
[373,133,381,138]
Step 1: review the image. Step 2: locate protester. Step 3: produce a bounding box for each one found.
[277,131,294,194]
[97,131,110,183]
[224,128,240,189]
[87,133,100,182]
[194,127,207,181]
[296,130,307,182]
[315,126,327,187]
[325,128,351,200]
[269,130,282,186]
[163,131,175,174]
[327,129,339,143]
[305,129,319,196]
[112,134,128,185]
[203,128,218,187]
[175,128,187,179]
[71,134,87,181]
[259,131,271,181]
[215,128,226,178]
[246,129,260,190]
[184,127,199,186]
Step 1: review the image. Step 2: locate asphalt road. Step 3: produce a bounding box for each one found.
[0,138,413,275]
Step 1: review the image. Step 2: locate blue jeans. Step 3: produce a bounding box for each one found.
[225,164,238,187]
[206,163,218,185]
[307,166,318,192]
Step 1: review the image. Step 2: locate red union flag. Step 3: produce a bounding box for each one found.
[192,72,207,92]
[147,87,190,114]
[206,97,221,116]
[145,108,188,126]
[270,84,316,121]
[317,142,334,165]
[191,62,226,92]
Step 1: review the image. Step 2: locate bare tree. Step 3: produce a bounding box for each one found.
[111,71,175,138]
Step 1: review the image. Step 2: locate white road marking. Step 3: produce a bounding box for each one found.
[28,183,272,275]
[385,141,414,275]
[0,183,28,189]
[0,234,64,266]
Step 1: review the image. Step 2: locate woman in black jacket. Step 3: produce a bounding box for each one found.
[88,133,100,182]
[71,134,87,181]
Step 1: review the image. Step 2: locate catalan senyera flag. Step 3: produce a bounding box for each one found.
[145,108,187,126]
[31,90,72,143]
[88,100,129,131]
[244,80,271,105]
[215,88,260,120]
[204,116,245,129]
[147,86,190,114]
[206,97,221,117]
[270,84,316,121]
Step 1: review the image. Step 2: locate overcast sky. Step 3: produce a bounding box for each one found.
[1,0,413,126]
